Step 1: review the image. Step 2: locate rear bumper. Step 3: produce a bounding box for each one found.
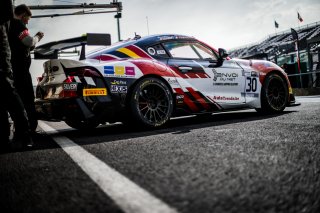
[35,98,94,121]
[35,97,124,122]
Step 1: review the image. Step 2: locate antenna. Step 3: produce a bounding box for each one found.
[146,16,150,35]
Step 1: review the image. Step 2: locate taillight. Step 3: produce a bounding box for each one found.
[37,76,43,83]
[60,90,78,98]
[64,76,75,83]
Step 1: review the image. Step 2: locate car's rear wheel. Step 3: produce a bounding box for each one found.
[256,73,288,114]
[65,118,100,130]
[129,77,173,128]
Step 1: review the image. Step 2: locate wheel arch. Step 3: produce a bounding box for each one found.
[260,69,291,103]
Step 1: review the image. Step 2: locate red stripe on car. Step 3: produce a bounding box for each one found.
[186,87,211,110]
[174,88,198,112]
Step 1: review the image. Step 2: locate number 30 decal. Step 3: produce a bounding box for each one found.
[246,77,257,92]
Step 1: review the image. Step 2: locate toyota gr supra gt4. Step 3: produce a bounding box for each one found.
[34,33,298,129]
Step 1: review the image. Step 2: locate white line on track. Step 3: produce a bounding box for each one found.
[38,121,177,213]
[296,96,320,103]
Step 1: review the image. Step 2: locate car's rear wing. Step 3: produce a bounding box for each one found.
[34,33,111,60]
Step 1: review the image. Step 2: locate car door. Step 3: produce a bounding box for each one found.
[163,40,246,106]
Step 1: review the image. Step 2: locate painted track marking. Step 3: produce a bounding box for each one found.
[296,96,320,103]
[39,121,177,213]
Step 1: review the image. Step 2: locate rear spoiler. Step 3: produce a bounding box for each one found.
[34,33,111,60]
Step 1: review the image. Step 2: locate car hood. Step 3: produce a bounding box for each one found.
[232,58,284,73]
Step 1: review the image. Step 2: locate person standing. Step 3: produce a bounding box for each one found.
[0,0,33,150]
[9,4,44,133]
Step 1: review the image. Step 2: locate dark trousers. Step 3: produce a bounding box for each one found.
[0,24,30,143]
[0,74,30,140]
[12,57,38,132]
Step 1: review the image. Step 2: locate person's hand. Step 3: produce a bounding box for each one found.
[35,31,44,41]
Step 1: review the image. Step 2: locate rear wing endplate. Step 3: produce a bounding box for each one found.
[34,33,111,60]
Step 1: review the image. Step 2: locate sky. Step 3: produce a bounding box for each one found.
[13,0,320,84]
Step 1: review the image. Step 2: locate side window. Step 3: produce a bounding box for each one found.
[192,43,218,60]
[146,44,169,57]
[163,41,217,60]
[163,42,200,59]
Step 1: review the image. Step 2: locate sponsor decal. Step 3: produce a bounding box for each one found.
[147,47,156,55]
[176,94,184,100]
[212,69,238,82]
[158,35,190,41]
[167,78,179,85]
[251,71,259,77]
[104,66,135,76]
[110,85,127,93]
[111,79,127,85]
[242,93,259,98]
[176,94,184,104]
[157,50,166,55]
[159,36,175,41]
[83,88,107,96]
[212,96,240,101]
[213,83,239,86]
[63,83,77,91]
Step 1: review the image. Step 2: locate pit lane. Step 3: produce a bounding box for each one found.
[1,96,319,213]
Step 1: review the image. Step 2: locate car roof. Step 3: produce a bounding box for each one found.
[86,34,197,59]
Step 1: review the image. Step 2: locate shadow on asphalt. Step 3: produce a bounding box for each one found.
[0,110,296,154]
[59,110,296,146]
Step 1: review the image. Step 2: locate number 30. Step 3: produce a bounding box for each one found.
[246,77,257,92]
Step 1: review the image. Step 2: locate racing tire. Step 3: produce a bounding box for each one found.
[256,73,288,114]
[129,77,173,128]
[65,119,100,130]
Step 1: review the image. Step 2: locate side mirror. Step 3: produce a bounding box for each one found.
[215,48,228,67]
[218,48,229,59]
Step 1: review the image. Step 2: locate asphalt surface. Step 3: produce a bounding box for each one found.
[1,96,319,213]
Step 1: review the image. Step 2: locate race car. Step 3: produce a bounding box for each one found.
[34,33,298,129]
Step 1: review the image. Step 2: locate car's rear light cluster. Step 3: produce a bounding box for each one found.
[59,68,100,98]
[37,76,44,83]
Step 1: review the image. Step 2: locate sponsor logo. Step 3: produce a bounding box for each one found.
[167,78,179,85]
[241,93,259,98]
[251,71,259,77]
[212,69,238,82]
[110,85,127,93]
[212,96,240,101]
[176,94,184,104]
[158,35,190,41]
[157,50,166,55]
[176,94,184,100]
[147,47,156,55]
[111,79,127,85]
[104,66,135,76]
[213,83,239,86]
[83,88,107,96]
[63,83,77,91]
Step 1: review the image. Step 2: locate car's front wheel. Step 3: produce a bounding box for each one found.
[129,77,173,128]
[256,73,288,114]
